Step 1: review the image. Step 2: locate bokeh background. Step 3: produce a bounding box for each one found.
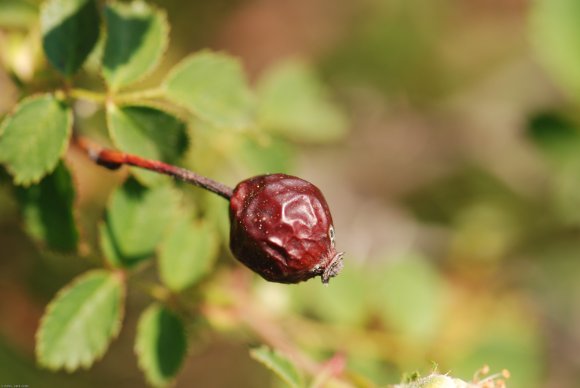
[1,0,580,387]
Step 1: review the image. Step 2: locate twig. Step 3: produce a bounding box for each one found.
[73,136,233,199]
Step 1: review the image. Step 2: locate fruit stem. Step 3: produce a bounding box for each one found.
[74,136,233,199]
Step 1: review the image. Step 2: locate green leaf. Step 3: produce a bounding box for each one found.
[102,178,179,267]
[41,0,100,76]
[135,304,187,387]
[158,211,218,292]
[530,0,580,100]
[107,104,188,186]
[0,94,72,185]
[164,51,255,130]
[257,59,347,143]
[36,270,125,371]
[16,162,78,253]
[0,0,38,29]
[250,346,304,388]
[103,1,168,91]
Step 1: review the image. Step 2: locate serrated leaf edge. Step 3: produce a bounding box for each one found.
[161,50,256,130]
[0,93,73,186]
[35,269,126,372]
[103,0,170,92]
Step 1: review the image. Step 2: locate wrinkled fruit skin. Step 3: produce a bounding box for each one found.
[229,174,343,284]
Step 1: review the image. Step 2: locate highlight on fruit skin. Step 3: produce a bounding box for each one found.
[229,173,344,284]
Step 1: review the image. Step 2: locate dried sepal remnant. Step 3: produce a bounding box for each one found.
[229,174,343,284]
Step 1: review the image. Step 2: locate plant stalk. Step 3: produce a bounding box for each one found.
[74,137,233,200]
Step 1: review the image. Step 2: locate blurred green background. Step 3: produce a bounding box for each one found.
[2,0,580,387]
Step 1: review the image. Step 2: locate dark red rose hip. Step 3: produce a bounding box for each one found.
[229,174,343,284]
[77,139,343,284]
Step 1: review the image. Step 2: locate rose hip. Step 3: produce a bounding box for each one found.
[77,139,343,284]
[229,174,343,284]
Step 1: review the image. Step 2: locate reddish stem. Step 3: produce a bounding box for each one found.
[74,137,233,199]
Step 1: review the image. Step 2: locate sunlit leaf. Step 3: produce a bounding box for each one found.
[16,162,78,253]
[107,104,188,186]
[158,211,218,292]
[36,270,125,371]
[103,1,168,90]
[102,178,179,267]
[0,94,71,185]
[135,304,187,387]
[41,0,99,76]
[164,51,255,130]
[258,60,347,143]
[250,346,304,388]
